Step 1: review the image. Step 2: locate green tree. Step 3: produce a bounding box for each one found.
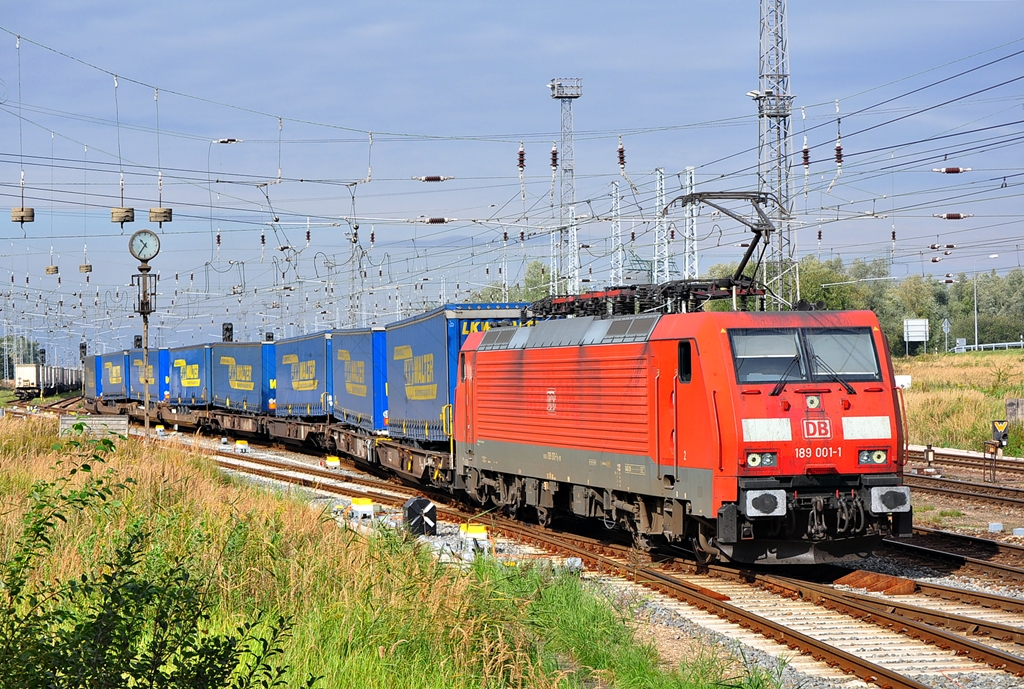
[471,260,551,302]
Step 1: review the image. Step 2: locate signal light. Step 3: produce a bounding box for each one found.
[134,335,143,349]
[222,323,234,342]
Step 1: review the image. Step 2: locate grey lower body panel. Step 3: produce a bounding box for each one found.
[459,438,714,515]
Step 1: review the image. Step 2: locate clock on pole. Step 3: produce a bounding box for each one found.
[128,229,160,262]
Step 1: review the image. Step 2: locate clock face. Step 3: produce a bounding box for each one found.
[129,230,160,261]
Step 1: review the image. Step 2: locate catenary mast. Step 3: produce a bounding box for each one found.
[749,0,795,307]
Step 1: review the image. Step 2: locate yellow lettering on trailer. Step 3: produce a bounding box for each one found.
[173,359,201,387]
[104,361,123,385]
[219,356,254,391]
[133,358,155,385]
[403,352,436,400]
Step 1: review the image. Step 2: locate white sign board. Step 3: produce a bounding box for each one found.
[894,375,912,389]
[903,318,930,343]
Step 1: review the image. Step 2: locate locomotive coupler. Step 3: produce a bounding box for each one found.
[807,497,827,540]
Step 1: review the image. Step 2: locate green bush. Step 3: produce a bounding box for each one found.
[0,426,316,689]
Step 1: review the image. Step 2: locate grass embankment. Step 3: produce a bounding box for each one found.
[895,349,1024,455]
[0,417,779,688]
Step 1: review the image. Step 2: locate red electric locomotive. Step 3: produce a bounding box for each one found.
[453,309,911,565]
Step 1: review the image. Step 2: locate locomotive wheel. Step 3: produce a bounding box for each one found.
[691,537,713,565]
[535,506,553,528]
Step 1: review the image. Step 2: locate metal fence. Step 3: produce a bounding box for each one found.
[954,340,1024,353]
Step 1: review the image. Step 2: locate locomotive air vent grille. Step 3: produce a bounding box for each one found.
[601,315,660,343]
[479,328,516,350]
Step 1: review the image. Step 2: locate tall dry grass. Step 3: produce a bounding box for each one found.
[895,350,1024,453]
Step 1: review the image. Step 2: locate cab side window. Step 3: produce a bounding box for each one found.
[678,341,692,383]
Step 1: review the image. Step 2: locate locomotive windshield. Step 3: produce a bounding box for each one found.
[729,327,881,385]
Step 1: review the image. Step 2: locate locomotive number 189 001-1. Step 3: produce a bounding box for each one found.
[794,446,842,459]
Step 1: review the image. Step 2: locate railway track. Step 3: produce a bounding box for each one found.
[904,473,1024,508]
[880,526,1024,582]
[907,445,1024,477]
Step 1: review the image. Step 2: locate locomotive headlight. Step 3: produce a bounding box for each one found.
[745,452,777,467]
[858,449,888,464]
[806,395,820,409]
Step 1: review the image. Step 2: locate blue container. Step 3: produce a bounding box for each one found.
[275,332,333,417]
[262,342,277,413]
[386,303,527,441]
[168,345,212,406]
[83,355,97,400]
[98,351,129,400]
[211,343,264,412]
[331,327,387,431]
[128,349,170,402]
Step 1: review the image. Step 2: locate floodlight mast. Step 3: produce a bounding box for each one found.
[549,78,582,295]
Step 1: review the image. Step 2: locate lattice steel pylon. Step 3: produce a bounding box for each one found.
[549,78,582,295]
[749,0,796,308]
[653,168,669,283]
[610,181,623,285]
[682,166,698,278]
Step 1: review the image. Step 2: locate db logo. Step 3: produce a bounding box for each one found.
[802,418,832,440]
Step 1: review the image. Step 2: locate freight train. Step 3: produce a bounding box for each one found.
[81,301,912,564]
[14,363,83,400]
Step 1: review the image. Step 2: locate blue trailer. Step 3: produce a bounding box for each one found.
[385,303,527,441]
[331,327,387,431]
[83,355,98,400]
[210,342,267,413]
[168,345,212,407]
[275,332,332,417]
[127,348,170,403]
[98,351,129,400]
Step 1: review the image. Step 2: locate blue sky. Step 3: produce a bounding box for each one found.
[2,1,1024,358]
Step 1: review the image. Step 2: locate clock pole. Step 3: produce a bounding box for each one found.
[129,229,160,440]
[132,261,157,439]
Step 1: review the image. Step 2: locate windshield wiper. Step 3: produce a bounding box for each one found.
[769,356,801,397]
[813,355,856,395]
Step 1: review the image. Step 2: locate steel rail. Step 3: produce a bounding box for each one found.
[757,575,1024,676]
[881,528,1024,582]
[904,474,1024,507]
[907,447,1024,476]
